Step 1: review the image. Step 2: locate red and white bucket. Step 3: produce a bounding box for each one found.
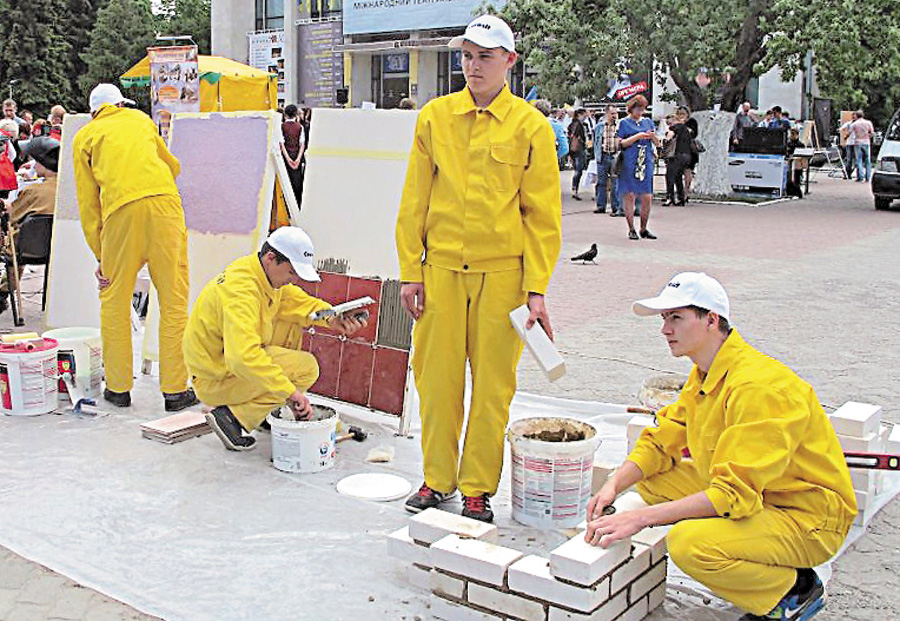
[41,327,103,402]
[0,338,60,416]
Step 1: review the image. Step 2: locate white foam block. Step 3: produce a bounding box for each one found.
[548,590,628,621]
[431,534,523,586]
[610,544,651,594]
[626,416,654,454]
[407,563,432,591]
[837,432,880,453]
[632,526,668,565]
[408,508,499,545]
[550,535,631,586]
[648,580,666,612]
[510,304,566,382]
[829,402,882,438]
[467,583,546,621]
[432,570,466,599]
[630,560,667,602]
[888,425,900,455]
[617,597,650,621]
[508,555,610,613]
[387,526,431,566]
[432,596,503,621]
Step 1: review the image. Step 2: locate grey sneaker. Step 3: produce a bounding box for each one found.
[205,406,256,451]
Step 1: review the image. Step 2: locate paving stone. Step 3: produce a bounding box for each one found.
[17,574,69,606]
[46,585,95,620]
[6,602,51,621]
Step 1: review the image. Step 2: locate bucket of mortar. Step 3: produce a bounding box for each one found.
[508,417,600,529]
[268,405,338,473]
[0,338,59,416]
[41,327,103,402]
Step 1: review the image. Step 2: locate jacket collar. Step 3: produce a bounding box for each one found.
[697,329,746,395]
[249,254,277,298]
[452,84,513,121]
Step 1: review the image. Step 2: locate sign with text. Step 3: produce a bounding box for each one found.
[344,0,504,35]
[248,30,286,106]
[299,22,344,107]
[148,45,200,138]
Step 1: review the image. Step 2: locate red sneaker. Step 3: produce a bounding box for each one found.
[462,494,494,523]
[404,483,455,513]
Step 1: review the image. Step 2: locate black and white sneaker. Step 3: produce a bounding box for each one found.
[205,406,256,451]
[404,483,456,513]
[462,494,494,523]
[738,569,826,620]
[164,388,200,412]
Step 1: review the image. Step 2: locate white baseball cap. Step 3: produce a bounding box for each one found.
[449,15,516,52]
[266,226,321,282]
[89,83,135,113]
[633,272,730,320]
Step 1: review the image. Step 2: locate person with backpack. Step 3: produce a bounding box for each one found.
[568,108,588,200]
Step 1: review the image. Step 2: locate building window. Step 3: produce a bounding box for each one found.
[256,0,284,29]
[438,51,465,97]
[310,0,342,18]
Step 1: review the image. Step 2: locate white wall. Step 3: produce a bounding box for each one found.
[211,0,255,63]
[351,54,372,107]
[757,66,804,118]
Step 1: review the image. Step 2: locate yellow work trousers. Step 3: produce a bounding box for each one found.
[637,460,848,615]
[413,264,526,497]
[99,195,189,394]
[192,320,319,432]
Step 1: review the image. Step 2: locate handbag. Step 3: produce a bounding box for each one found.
[661,138,676,160]
[610,150,624,178]
[691,138,706,154]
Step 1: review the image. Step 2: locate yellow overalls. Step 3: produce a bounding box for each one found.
[395,86,562,497]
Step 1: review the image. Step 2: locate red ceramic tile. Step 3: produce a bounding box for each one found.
[308,334,342,398]
[317,272,350,305]
[368,347,410,416]
[337,341,375,407]
[346,276,382,344]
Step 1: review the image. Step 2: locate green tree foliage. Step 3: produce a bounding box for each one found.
[157,0,213,54]
[65,0,106,97]
[0,0,73,114]
[79,0,158,111]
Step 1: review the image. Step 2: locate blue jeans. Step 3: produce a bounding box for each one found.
[571,151,586,191]
[595,152,620,212]
[856,144,871,181]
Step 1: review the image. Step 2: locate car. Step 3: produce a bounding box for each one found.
[872,107,900,210]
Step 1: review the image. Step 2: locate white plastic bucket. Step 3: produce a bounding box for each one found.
[639,374,687,411]
[508,417,601,529]
[268,405,338,473]
[41,327,103,402]
[0,338,60,416]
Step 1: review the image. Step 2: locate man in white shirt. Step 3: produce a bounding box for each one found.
[849,110,875,182]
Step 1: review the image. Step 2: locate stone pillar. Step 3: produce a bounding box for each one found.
[284,1,299,104]
[692,111,735,199]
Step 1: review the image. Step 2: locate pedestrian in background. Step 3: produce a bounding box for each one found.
[279,104,306,206]
[679,106,699,199]
[840,114,857,180]
[850,110,875,182]
[593,104,621,216]
[549,108,569,170]
[568,108,588,200]
[617,95,659,240]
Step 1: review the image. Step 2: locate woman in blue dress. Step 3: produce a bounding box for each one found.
[617,95,660,240]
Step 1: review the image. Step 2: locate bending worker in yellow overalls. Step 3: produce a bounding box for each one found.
[396,15,562,523]
[584,272,856,621]
[73,84,197,412]
[184,227,365,451]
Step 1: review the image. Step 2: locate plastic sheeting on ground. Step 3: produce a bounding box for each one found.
[0,376,896,620]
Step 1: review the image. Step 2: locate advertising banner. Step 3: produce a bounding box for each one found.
[248,30,287,106]
[344,0,503,35]
[299,22,344,107]
[148,45,200,138]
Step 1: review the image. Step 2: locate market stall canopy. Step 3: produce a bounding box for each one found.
[120,55,278,112]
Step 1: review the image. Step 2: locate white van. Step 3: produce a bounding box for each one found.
[873,108,900,210]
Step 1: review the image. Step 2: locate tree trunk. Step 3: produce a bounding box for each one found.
[668,58,707,112]
[721,0,770,111]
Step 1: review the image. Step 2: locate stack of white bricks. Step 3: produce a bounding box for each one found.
[829,401,896,526]
[388,492,667,621]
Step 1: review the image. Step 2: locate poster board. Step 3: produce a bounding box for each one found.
[148,45,200,139]
[44,113,100,331]
[299,108,417,279]
[141,111,280,362]
[248,30,286,108]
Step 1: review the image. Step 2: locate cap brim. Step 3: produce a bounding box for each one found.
[121,98,136,107]
[632,292,694,316]
[291,260,320,283]
[448,33,512,51]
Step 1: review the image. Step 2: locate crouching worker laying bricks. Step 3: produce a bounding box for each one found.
[584,272,857,621]
[183,227,366,451]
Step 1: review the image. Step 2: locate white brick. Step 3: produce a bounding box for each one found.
[548,590,628,621]
[837,432,880,453]
[432,596,503,621]
[829,402,882,438]
[592,461,617,495]
[875,470,885,495]
[508,555,610,613]
[880,424,891,450]
[550,535,631,586]
[629,560,667,602]
[850,469,873,489]
[648,580,666,611]
[888,425,900,455]
[627,416,654,454]
[631,526,668,565]
[617,597,649,621]
[387,526,431,566]
[613,491,649,514]
[409,508,498,545]
[431,534,523,586]
[433,570,466,599]
[468,583,546,621]
[407,564,432,591]
[610,545,651,594]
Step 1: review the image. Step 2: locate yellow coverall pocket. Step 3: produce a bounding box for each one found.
[488,144,528,191]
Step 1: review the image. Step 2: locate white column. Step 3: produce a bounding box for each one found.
[284,0,300,103]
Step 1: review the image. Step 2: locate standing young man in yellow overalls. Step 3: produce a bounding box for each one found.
[584,272,856,621]
[73,84,197,412]
[396,15,562,522]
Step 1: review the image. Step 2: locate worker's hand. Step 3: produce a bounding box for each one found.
[400,282,425,321]
[585,507,648,548]
[95,265,111,290]
[288,159,300,170]
[587,480,618,521]
[327,313,368,336]
[526,293,553,341]
[287,390,313,420]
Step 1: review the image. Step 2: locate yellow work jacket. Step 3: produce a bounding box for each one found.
[395,85,562,294]
[72,104,181,260]
[629,330,857,531]
[183,255,331,402]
